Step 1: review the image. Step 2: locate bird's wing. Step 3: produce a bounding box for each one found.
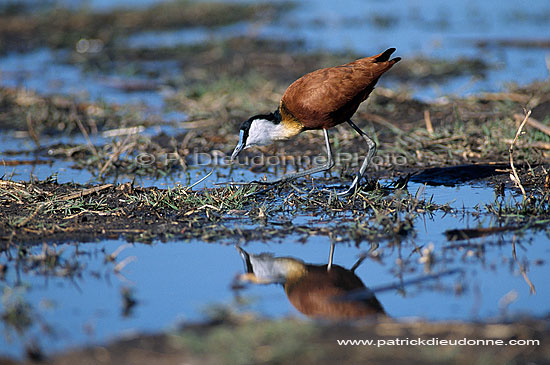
[281,56,398,129]
[286,266,385,318]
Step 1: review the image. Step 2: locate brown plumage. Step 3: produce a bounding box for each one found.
[284,264,385,319]
[236,247,385,319]
[280,48,401,130]
[231,48,401,196]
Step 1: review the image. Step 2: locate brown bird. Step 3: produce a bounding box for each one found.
[231,48,401,196]
[236,246,385,319]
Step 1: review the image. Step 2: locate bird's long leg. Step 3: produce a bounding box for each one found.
[350,255,367,273]
[338,119,377,197]
[253,128,335,185]
[327,242,335,271]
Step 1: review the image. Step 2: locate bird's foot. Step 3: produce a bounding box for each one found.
[244,187,276,198]
[251,179,278,185]
[336,186,361,197]
[323,176,379,197]
[335,175,362,197]
[224,181,252,186]
[320,185,360,197]
[224,179,281,186]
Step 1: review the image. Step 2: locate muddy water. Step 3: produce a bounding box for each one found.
[58,0,550,99]
[1,182,548,358]
[0,48,168,108]
[1,0,550,360]
[2,1,549,103]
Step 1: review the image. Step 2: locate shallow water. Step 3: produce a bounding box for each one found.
[68,0,550,98]
[1,0,550,360]
[1,182,548,358]
[263,0,550,98]
[2,1,549,104]
[0,48,168,109]
[0,123,197,187]
[127,21,251,49]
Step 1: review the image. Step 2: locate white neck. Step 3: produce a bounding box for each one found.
[246,119,290,147]
[247,255,303,284]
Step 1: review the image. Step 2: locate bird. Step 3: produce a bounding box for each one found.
[231,48,401,196]
[235,246,386,319]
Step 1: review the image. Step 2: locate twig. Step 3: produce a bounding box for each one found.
[509,110,531,200]
[108,244,133,261]
[170,138,187,170]
[503,139,550,150]
[62,209,117,220]
[479,92,530,103]
[362,112,404,135]
[424,109,434,135]
[107,229,146,233]
[183,204,220,216]
[57,184,113,201]
[336,269,463,301]
[288,183,306,194]
[422,135,465,146]
[16,202,48,228]
[101,126,145,138]
[98,134,133,178]
[216,181,251,185]
[26,112,40,148]
[75,118,99,158]
[512,236,536,294]
[513,113,550,137]
[178,119,220,129]
[0,180,25,189]
[114,256,137,273]
[0,160,50,166]
[445,226,520,241]
[186,169,214,191]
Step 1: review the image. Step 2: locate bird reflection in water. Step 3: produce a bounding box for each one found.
[235,244,385,320]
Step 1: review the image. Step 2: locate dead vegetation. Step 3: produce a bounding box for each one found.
[2,79,549,180]
[0,87,148,136]
[0,175,450,245]
[0,160,548,247]
[0,1,286,53]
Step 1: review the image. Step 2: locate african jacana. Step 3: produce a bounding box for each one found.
[231,48,401,196]
[236,246,385,319]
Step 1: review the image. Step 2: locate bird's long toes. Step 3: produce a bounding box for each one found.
[336,188,359,197]
[244,185,277,198]
[251,179,278,185]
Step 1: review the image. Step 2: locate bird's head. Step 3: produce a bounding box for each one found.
[231,112,282,161]
[236,246,306,285]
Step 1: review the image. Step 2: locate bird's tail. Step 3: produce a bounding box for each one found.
[373,48,401,64]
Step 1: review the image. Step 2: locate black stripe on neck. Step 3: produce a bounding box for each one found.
[272,108,282,125]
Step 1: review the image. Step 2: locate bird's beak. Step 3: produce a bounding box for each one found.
[236,246,253,273]
[235,247,267,283]
[237,273,272,284]
[231,130,245,161]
